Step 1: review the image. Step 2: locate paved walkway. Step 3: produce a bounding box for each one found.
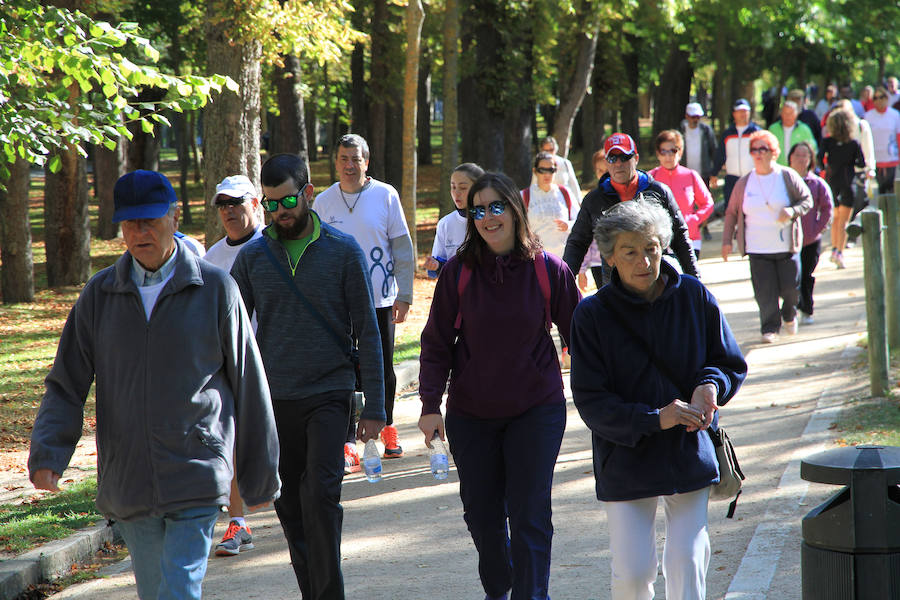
[30,222,875,599]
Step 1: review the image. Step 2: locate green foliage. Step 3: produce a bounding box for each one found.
[0,1,236,179]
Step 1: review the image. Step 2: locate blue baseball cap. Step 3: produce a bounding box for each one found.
[732,98,751,111]
[112,170,177,223]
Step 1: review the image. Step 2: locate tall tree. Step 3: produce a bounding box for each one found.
[0,159,33,303]
[651,41,693,135]
[44,145,91,287]
[93,136,125,240]
[269,55,309,158]
[402,0,425,258]
[438,0,460,218]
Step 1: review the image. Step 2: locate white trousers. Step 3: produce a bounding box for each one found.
[605,487,710,600]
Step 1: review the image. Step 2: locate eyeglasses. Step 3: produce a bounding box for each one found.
[469,200,507,220]
[749,146,772,154]
[215,195,251,208]
[535,167,557,174]
[262,193,300,212]
[874,94,888,100]
[657,148,680,156]
[606,153,635,164]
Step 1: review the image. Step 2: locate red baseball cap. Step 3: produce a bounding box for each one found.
[604,133,637,155]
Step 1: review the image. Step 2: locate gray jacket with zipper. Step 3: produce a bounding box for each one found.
[28,238,281,521]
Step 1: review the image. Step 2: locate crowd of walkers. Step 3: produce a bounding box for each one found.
[25,76,898,600]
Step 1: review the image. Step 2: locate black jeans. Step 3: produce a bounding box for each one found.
[748,252,801,334]
[798,240,821,315]
[273,390,352,599]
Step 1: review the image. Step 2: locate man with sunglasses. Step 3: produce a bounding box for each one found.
[562,133,698,285]
[314,134,414,468]
[230,153,385,599]
[203,175,266,558]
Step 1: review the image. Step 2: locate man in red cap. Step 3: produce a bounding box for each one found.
[562,133,698,284]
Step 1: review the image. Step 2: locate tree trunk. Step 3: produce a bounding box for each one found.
[189,111,202,183]
[417,53,432,166]
[305,99,319,161]
[0,158,34,303]
[270,55,308,159]
[203,1,262,249]
[504,106,533,188]
[368,0,390,181]
[551,19,599,158]
[652,42,693,135]
[93,137,125,239]
[438,0,460,218]
[171,111,192,225]
[44,145,91,287]
[619,34,641,152]
[350,0,368,138]
[402,0,425,259]
[580,91,596,184]
[125,88,165,172]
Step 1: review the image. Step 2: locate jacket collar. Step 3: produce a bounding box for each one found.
[598,169,652,197]
[104,237,204,295]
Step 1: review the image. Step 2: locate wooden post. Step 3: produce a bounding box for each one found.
[861,207,890,396]
[878,193,900,351]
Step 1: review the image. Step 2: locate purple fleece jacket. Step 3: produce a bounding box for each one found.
[419,251,582,419]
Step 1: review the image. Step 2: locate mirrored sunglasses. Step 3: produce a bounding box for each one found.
[262,194,300,212]
[606,153,635,164]
[469,200,507,220]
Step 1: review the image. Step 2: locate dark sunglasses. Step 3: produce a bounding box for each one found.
[535,166,557,174]
[657,148,679,156]
[749,146,772,154]
[469,200,507,220]
[606,153,634,164]
[262,193,300,212]
[215,195,251,208]
[874,94,888,100]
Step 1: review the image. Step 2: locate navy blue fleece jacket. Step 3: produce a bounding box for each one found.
[570,261,746,501]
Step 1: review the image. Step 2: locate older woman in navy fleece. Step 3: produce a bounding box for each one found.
[418,172,581,600]
[570,199,746,600]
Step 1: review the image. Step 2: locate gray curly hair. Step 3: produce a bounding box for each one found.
[593,199,673,260]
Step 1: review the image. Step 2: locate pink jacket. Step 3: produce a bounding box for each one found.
[648,165,714,241]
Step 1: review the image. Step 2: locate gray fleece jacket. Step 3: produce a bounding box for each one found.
[28,239,281,521]
[229,213,386,419]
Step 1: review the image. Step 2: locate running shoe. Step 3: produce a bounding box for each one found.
[800,312,815,325]
[761,332,778,344]
[215,520,254,556]
[834,251,845,269]
[783,320,798,335]
[344,442,361,474]
[381,425,403,458]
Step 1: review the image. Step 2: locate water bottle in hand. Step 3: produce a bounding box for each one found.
[429,431,449,480]
[363,439,382,483]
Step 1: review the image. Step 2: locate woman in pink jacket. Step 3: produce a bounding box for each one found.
[649,130,715,259]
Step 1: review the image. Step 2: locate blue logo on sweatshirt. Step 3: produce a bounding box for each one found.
[370,246,394,299]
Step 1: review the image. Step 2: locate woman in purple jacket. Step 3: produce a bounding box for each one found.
[418,172,581,600]
[788,141,833,324]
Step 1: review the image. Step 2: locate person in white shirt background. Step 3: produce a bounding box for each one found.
[864,86,900,193]
[425,163,484,278]
[531,135,580,195]
[203,174,266,557]
[523,152,580,258]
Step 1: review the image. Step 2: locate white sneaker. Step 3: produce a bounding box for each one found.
[761,332,778,343]
[784,320,798,335]
[800,312,814,325]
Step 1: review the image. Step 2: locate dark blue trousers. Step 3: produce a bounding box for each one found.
[446,402,566,600]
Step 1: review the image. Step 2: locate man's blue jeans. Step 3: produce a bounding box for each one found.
[115,505,220,600]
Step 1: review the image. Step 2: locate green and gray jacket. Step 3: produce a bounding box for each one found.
[28,238,281,521]
[230,212,386,419]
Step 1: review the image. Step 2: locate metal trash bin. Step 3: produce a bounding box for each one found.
[800,445,900,599]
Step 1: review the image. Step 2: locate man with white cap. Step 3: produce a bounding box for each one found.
[711,98,762,207]
[680,102,718,187]
[204,174,266,557]
[563,132,698,285]
[28,169,280,600]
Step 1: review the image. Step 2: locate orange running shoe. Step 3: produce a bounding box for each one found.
[381,425,403,458]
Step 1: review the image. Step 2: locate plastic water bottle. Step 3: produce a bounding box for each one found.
[363,439,382,483]
[429,432,449,480]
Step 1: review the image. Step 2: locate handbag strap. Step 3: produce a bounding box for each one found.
[260,239,354,361]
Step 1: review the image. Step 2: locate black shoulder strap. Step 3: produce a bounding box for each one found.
[260,240,353,360]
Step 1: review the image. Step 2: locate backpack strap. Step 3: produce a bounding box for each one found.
[559,186,572,220]
[454,263,472,330]
[533,252,552,331]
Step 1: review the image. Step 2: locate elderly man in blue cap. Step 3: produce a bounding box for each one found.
[28,170,281,600]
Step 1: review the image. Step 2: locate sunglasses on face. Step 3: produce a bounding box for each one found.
[469,200,507,220]
[215,195,251,208]
[657,148,679,156]
[749,146,772,154]
[606,153,634,164]
[262,193,300,212]
[874,94,888,100]
[535,166,557,174]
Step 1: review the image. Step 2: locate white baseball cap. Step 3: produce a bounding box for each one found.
[211,175,257,205]
[685,102,704,117]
